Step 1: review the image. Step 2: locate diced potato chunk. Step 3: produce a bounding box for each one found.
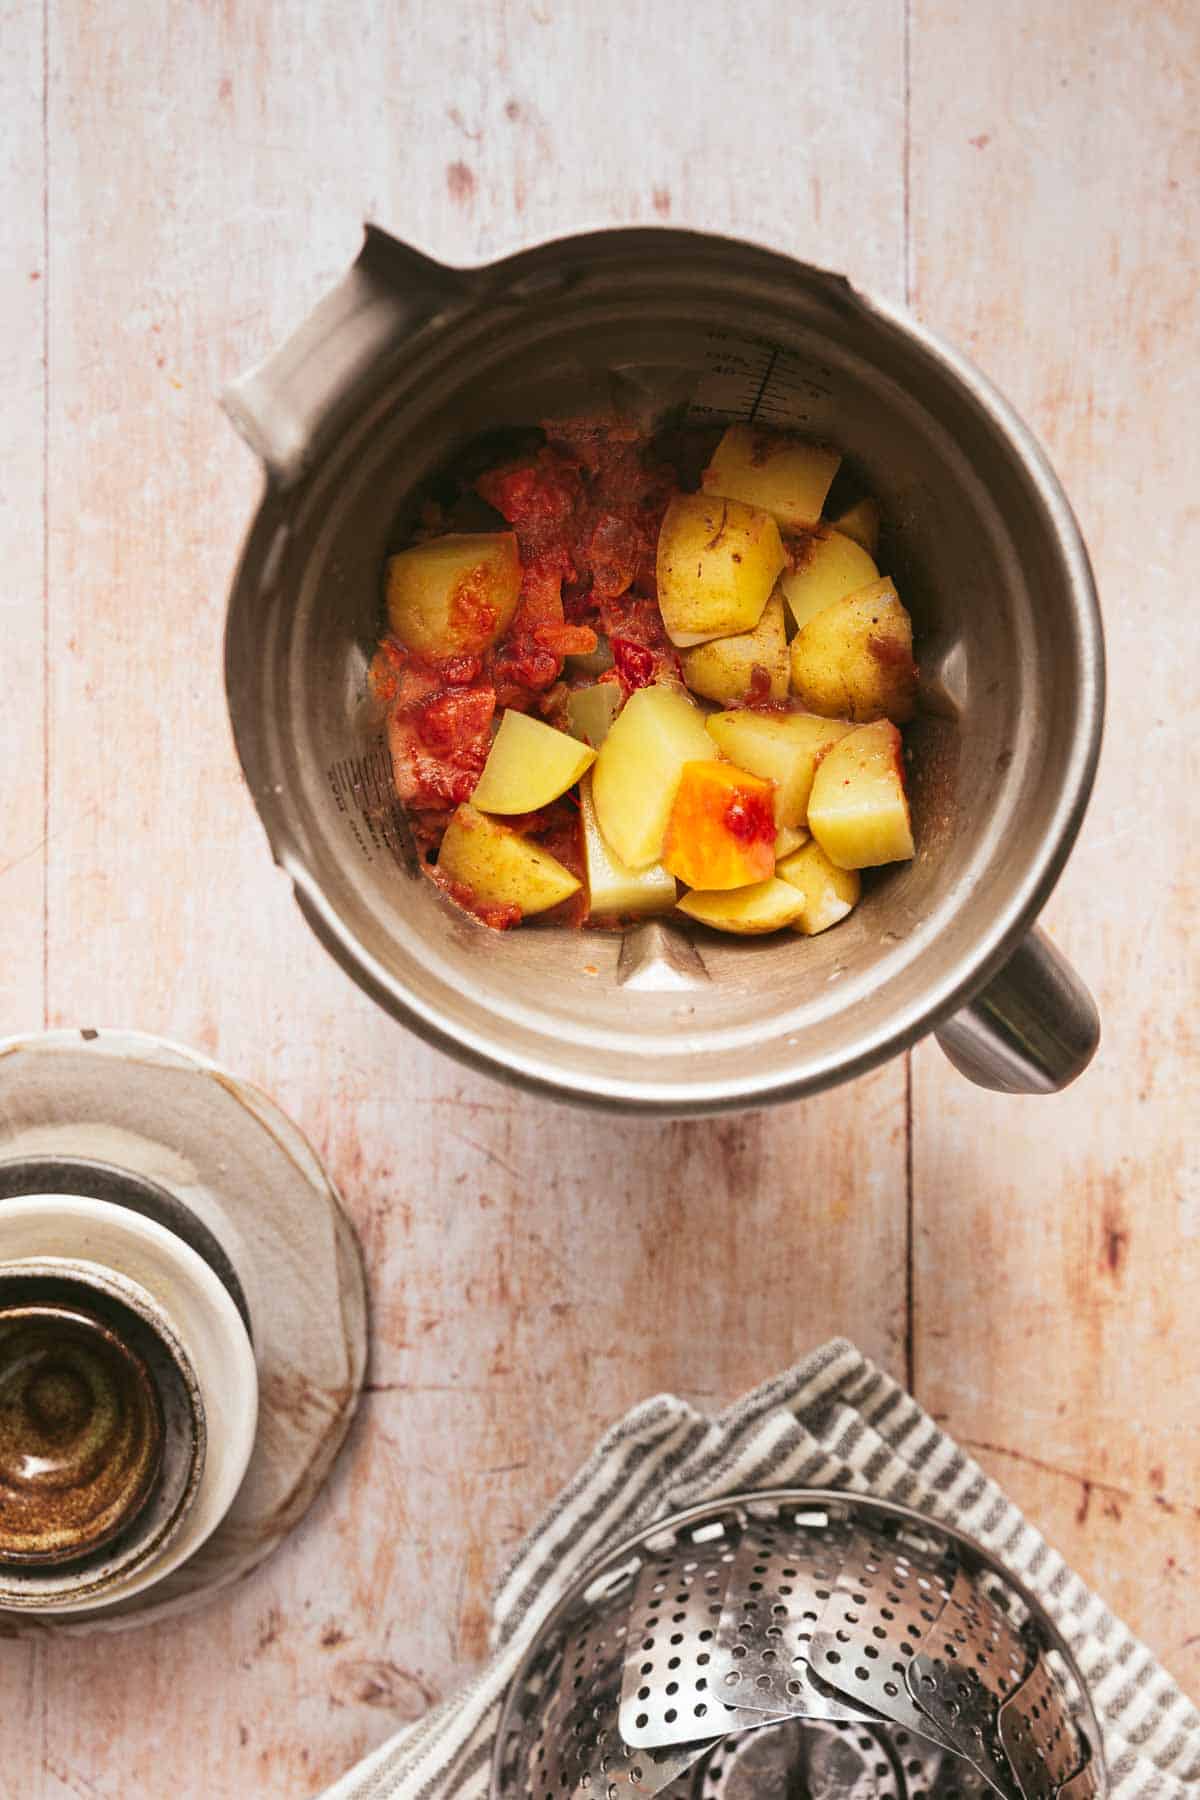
[656,494,785,647]
[386,532,521,659]
[701,425,840,529]
[789,577,917,724]
[678,592,789,704]
[705,709,853,829]
[580,774,676,918]
[773,824,809,858]
[677,877,807,935]
[829,497,881,556]
[470,709,595,814]
[591,684,714,868]
[779,529,880,634]
[807,720,914,869]
[662,761,777,891]
[777,839,862,934]
[567,683,622,749]
[437,804,581,915]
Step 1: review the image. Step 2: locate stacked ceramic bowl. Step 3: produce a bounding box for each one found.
[492,1492,1104,1800]
[0,1028,367,1625]
[0,1167,257,1612]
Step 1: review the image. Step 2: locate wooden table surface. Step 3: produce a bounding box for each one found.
[1,1,1196,1793]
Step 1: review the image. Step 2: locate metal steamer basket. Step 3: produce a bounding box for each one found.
[224,226,1104,1110]
[491,1492,1105,1800]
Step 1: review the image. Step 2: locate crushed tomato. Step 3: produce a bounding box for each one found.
[370,419,711,928]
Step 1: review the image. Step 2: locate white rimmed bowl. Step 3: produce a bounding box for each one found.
[0,1197,258,1613]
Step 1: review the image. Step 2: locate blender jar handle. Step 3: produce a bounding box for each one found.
[934,927,1100,1094]
[222,225,464,489]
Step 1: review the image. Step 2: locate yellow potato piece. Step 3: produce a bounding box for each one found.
[656,493,786,647]
[437,804,581,916]
[807,720,914,870]
[789,577,917,724]
[773,824,809,858]
[777,839,862,934]
[679,592,789,704]
[592,684,714,868]
[566,683,622,749]
[705,708,852,829]
[677,876,807,935]
[386,532,521,659]
[780,529,880,634]
[828,497,881,556]
[580,775,677,919]
[470,709,595,814]
[701,424,840,529]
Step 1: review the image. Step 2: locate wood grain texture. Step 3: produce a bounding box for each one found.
[0,0,46,1033]
[0,0,49,1738]
[909,0,1200,1700]
[3,0,1194,1792]
[3,2,911,1795]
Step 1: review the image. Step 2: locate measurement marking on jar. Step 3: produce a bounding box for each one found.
[747,345,779,423]
[327,745,410,866]
[688,332,837,429]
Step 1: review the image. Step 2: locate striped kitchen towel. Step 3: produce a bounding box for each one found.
[322,1339,1199,1800]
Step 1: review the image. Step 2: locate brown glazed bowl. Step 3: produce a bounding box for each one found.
[0,1263,206,1610]
[0,1301,164,1564]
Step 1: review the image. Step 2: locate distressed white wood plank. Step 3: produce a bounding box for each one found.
[0,0,48,1784]
[0,0,47,1035]
[910,0,1200,1695]
[16,1,910,1796]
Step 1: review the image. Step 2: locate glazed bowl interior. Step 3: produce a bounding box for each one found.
[235,240,1093,1107]
[0,1261,205,1610]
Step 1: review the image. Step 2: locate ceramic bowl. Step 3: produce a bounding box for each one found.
[0,1261,205,1606]
[0,1197,258,1613]
[0,1298,164,1563]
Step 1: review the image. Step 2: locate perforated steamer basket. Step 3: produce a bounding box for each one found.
[491,1491,1106,1800]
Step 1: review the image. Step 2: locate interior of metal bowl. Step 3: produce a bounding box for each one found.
[489,1487,1105,1800]
[228,234,1097,1108]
